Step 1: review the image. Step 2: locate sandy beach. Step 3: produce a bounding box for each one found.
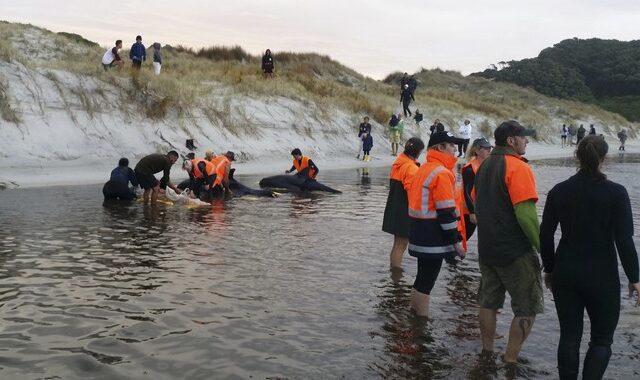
[1,137,634,189]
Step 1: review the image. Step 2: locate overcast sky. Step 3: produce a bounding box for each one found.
[3,0,640,79]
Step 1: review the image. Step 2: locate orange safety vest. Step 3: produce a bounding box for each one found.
[293,156,316,178]
[213,157,231,187]
[390,153,419,191]
[407,149,465,257]
[209,155,225,167]
[191,158,216,179]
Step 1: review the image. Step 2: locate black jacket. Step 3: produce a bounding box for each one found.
[400,89,414,104]
[540,170,639,284]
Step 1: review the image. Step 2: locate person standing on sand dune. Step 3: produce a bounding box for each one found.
[152,42,162,75]
[129,35,146,70]
[400,84,415,118]
[262,49,274,78]
[577,124,586,144]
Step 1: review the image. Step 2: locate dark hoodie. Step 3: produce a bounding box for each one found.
[153,43,162,64]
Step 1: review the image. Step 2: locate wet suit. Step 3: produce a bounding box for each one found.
[540,170,639,380]
[103,165,138,200]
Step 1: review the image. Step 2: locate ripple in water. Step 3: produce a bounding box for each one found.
[0,158,638,379]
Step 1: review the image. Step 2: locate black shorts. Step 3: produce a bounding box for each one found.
[132,60,142,69]
[413,257,444,295]
[135,170,159,190]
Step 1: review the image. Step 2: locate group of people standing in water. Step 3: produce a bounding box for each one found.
[382,120,640,379]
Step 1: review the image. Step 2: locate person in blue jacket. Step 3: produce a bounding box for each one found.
[103,158,139,200]
[129,35,146,70]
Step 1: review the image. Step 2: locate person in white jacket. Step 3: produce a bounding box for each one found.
[457,119,473,157]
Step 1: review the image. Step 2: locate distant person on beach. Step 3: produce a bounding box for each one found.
[129,35,146,70]
[407,131,466,317]
[389,114,404,156]
[357,116,372,159]
[382,137,425,269]
[474,120,541,364]
[152,42,162,75]
[362,131,373,162]
[429,119,445,135]
[589,124,596,135]
[286,148,319,178]
[461,137,492,240]
[400,84,415,117]
[618,129,628,151]
[577,124,586,144]
[561,124,568,148]
[413,109,423,127]
[568,124,577,146]
[134,151,182,205]
[457,119,473,157]
[101,40,124,71]
[103,157,138,200]
[262,49,274,78]
[540,135,640,380]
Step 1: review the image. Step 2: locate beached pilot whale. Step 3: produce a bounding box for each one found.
[259,168,341,193]
[178,169,276,198]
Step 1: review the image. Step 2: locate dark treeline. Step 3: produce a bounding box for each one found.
[473,38,640,121]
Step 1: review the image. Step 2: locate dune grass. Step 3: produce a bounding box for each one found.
[0,21,636,137]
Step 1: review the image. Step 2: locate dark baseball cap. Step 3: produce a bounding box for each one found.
[472,137,493,149]
[494,120,536,146]
[428,131,465,148]
[225,151,236,161]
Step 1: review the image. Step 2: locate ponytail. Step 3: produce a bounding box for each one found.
[576,135,608,181]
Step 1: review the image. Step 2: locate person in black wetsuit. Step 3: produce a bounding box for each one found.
[262,49,274,78]
[103,158,139,200]
[540,135,640,380]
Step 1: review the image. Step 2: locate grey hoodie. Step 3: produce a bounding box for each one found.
[153,43,162,64]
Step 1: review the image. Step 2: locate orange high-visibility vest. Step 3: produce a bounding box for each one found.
[191,158,216,179]
[407,149,464,257]
[390,153,419,191]
[213,157,231,187]
[293,156,316,178]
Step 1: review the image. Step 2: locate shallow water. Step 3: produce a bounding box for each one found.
[0,153,639,379]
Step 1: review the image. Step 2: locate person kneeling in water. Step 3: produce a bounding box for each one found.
[207,151,235,199]
[103,157,139,200]
[285,148,319,178]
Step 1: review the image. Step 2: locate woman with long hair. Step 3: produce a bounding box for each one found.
[540,135,640,379]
